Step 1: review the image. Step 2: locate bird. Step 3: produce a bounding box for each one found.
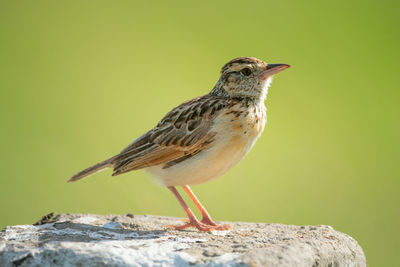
[68,57,290,231]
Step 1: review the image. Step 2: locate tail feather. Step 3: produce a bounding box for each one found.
[68,156,116,182]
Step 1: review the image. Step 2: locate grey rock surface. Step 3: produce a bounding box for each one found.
[0,213,366,267]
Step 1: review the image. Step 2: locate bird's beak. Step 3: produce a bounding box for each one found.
[258,64,290,80]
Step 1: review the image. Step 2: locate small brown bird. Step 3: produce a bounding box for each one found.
[69,57,290,231]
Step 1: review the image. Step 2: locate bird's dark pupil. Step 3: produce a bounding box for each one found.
[241,68,251,76]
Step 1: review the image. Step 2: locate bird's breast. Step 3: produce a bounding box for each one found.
[217,102,266,155]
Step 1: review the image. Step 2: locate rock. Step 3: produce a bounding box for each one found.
[0,213,366,266]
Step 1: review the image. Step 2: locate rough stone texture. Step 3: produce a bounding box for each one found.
[0,213,366,267]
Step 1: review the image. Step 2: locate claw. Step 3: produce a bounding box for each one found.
[207,222,232,230]
[166,218,231,232]
[200,217,232,230]
[167,220,213,232]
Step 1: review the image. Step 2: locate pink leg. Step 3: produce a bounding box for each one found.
[182,185,231,230]
[167,186,213,231]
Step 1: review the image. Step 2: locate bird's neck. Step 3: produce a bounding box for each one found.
[209,82,261,105]
[209,81,231,98]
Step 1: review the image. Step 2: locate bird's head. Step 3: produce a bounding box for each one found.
[211,57,290,101]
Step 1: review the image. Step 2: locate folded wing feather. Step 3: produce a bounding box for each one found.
[111,95,229,176]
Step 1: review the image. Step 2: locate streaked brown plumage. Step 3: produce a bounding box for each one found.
[69,57,290,231]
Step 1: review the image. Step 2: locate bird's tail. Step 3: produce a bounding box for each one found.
[68,156,116,182]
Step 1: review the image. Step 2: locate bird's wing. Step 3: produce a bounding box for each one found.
[111,95,231,176]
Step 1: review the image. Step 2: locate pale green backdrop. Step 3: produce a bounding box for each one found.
[1,1,399,266]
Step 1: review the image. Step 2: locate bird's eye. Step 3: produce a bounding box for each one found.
[240,68,252,76]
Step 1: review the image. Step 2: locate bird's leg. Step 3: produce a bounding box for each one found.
[182,185,231,230]
[167,186,213,231]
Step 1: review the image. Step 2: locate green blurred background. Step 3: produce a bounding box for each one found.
[1,0,399,265]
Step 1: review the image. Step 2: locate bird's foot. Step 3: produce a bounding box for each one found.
[200,217,232,230]
[167,218,232,232]
[168,217,231,231]
[166,220,212,231]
